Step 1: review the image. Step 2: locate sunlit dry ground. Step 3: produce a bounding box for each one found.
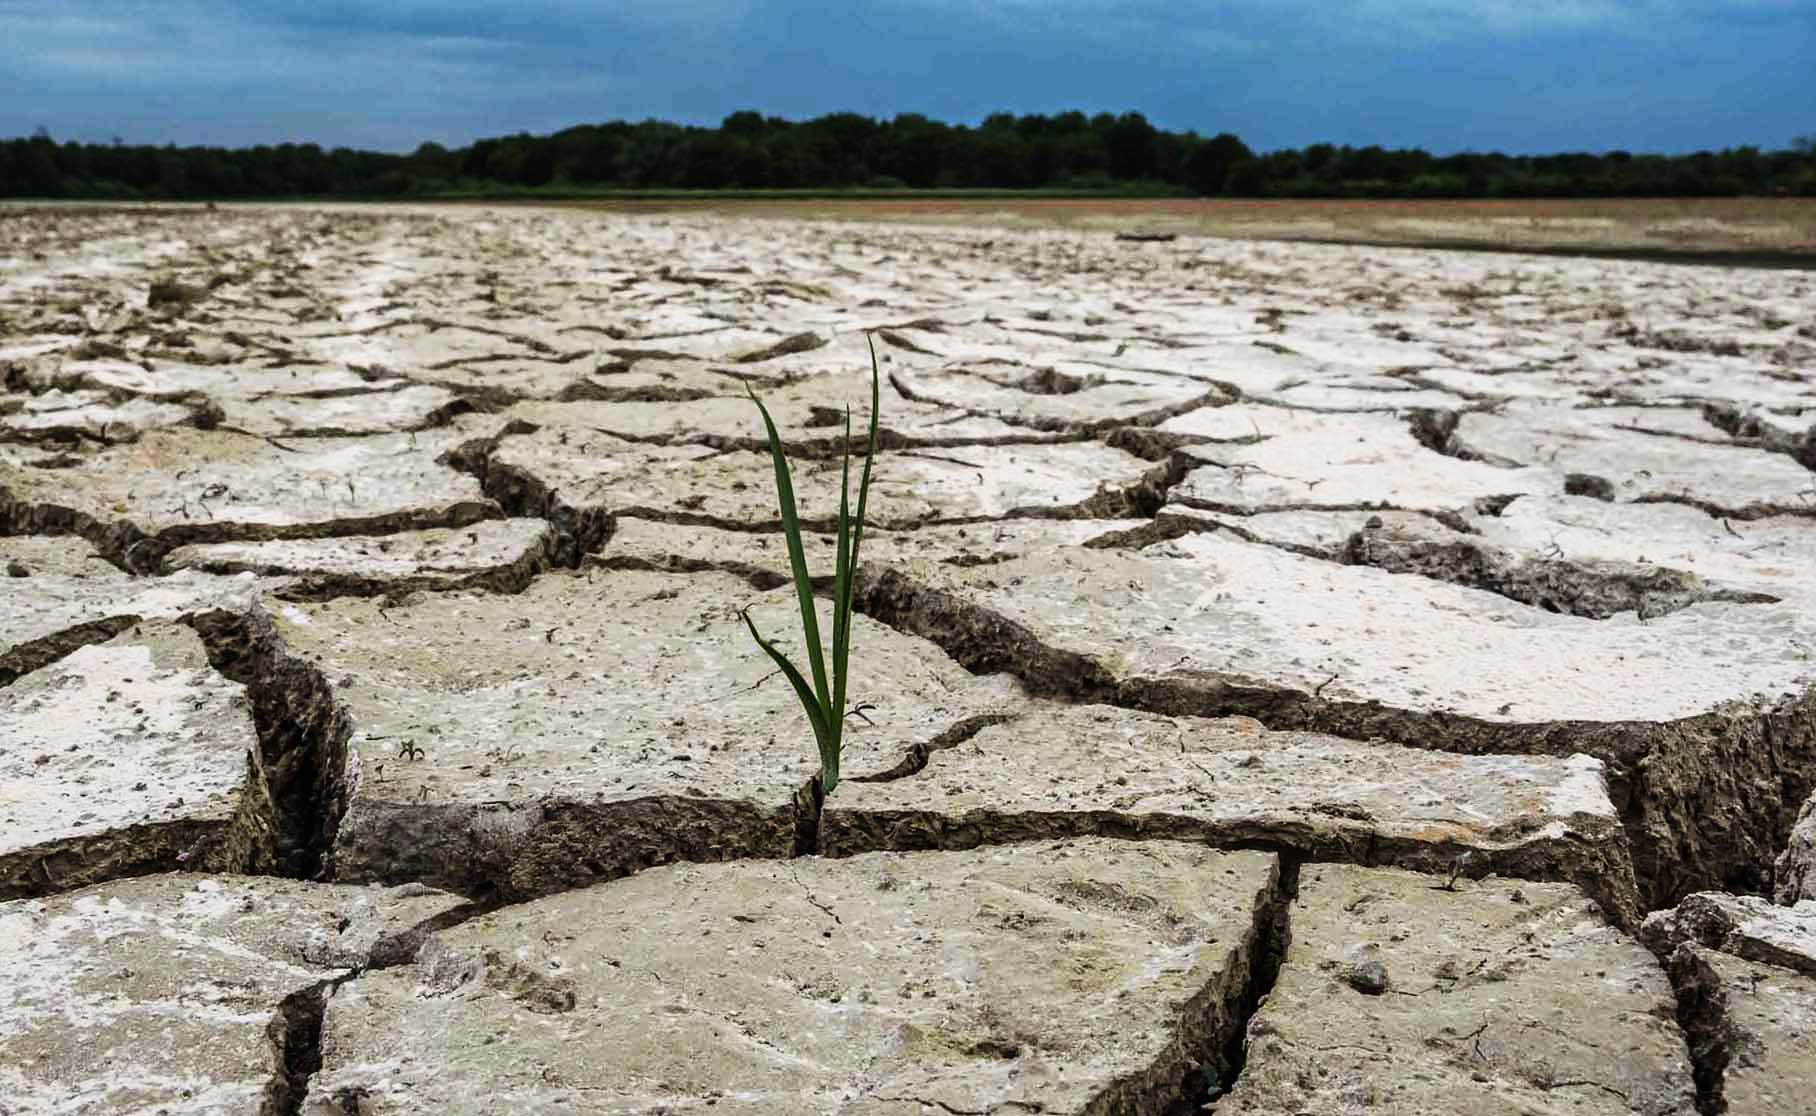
[555,194,1816,265]
[2,202,1814,1115]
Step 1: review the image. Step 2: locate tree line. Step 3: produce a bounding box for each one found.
[4,113,1814,200]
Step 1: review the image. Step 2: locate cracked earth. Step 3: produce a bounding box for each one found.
[2,203,1815,1114]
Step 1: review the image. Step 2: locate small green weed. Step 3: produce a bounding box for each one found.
[741,336,881,797]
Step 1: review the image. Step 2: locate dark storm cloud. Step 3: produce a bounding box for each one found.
[3,1,1811,152]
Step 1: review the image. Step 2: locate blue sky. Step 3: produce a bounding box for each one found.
[3,1,1812,154]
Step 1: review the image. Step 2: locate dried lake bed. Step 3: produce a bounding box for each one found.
[2,202,1815,1114]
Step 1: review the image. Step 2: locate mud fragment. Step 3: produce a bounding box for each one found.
[1469,492,1816,610]
[1643,892,1816,978]
[731,329,827,362]
[592,513,1151,587]
[0,621,276,899]
[509,364,1076,452]
[1,389,205,444]
[165,518,553,599]
[2,422,503,570]
[1702,402,1816,471]
[0,535,277,682]
[822,702,1642,925]
[1645,893,1816,1115]
[891,363,1228,433]
[305,841,1280,1114]
[0,874,464,1115]
[1171,411,1542,520]
[1567,471,1618,500]
[853,535,1816,906]
[1455,402,1816,512]
[268,569,1018,900]
[1219,864,1696,1115]
[481,421,1157,538]
[147,278,208,309]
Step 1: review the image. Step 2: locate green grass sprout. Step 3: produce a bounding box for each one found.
[741,335,882,797]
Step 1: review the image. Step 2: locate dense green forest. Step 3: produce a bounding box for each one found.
[4,111,1814,200]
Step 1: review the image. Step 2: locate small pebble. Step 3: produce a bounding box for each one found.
[1346,959,1391,995]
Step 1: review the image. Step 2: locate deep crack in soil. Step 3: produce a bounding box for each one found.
[1201,857,1300,1111]
[187,608,354,879]
[1339,528,1780,620]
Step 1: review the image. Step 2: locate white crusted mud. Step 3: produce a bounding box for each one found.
[856,525,1816,902]
[164,518,554,599]
[5,203,1816,1113]
[0,621,275,899]
[1171,411,1543,519]
[0,874,464,1115]
[821,702,1641,924]
[862,530,1816,726]
[480,420,1158,537]
[593,514,1152,585]
[1453,402,1816,516]
[0,535,273,684]
[304,840,1280,1114]
[269,569,1021,899]
[1,419,505,570]
[1220,864,1696,1115]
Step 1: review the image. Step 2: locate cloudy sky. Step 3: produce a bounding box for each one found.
[4,1,1811,154]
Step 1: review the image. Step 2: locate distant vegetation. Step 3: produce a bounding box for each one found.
[3,114,1814,200]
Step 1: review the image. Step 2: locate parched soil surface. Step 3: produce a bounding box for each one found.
[3,202,1815,1114]
[558,195,1816,268]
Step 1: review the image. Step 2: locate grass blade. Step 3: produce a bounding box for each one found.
[832,409,853,696]
[741,608,831,748]
[828,406,855,793]
[746,386,832,715]
[835,338,882,685]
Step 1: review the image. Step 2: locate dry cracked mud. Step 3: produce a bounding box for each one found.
[3,202,1814,1113]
